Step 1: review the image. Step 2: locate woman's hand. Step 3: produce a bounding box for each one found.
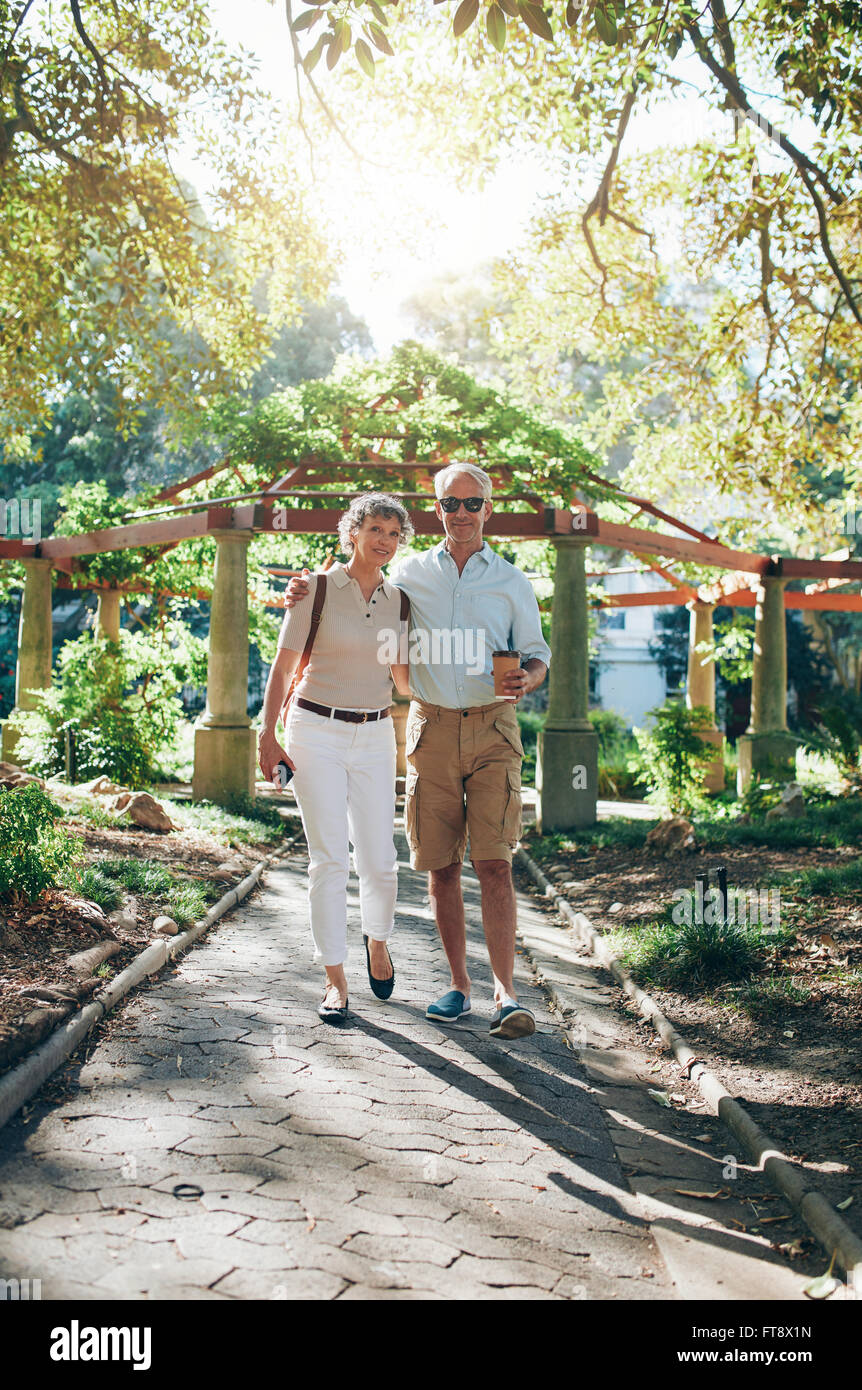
[257,733,295,785]
[284,568,312,610]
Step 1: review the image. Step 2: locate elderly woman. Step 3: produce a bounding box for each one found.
[257,493,413,1022]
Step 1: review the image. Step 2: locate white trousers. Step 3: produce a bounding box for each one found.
[285,704,398,966]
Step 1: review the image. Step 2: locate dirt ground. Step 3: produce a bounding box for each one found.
[517,832,862,1241]
[0,811,272,1071]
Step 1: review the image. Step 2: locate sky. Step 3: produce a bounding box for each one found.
[206,0,800,353]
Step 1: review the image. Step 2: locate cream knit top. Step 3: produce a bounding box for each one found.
[277,564,406,711]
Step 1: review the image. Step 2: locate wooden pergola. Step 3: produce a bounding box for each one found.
[2,393,860,826]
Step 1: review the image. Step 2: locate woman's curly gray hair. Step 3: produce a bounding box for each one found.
[337,492,414,556]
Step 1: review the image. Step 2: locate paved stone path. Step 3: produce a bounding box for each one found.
[0,834,672,1300]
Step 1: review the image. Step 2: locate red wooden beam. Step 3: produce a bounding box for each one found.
[39,511,213,560]
[778,557,862,581]
[597,589,694,607]
[594,518,770,573]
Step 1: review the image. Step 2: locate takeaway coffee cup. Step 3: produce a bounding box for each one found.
[493,649,522,699]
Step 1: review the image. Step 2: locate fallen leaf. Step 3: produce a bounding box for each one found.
[759,1215,790,1224]
[678,1056,704,1078]
[694,1133,713,1142]
[804,1272,841,1300]
[306,1216,316,1233]
[804,1251,840,1300]
[778,1237,806,1258]
[783,1029,795,1038]
[648,1089,671,1107]
[673,1188,729,1200]
[820,933,838,949]
[836,1195,854,1211]
[649,1061,663,1073]
[670,1093,687,1104]
[533,1185,546,1191]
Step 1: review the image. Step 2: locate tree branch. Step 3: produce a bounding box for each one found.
[686,17,844,206]
[796,163,862,327]
[68,0,109,106]
[580,87,640,303]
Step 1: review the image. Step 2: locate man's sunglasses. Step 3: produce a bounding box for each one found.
[439,495,486,513]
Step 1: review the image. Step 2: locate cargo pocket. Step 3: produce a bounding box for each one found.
[406,713,428,760]
[405,767,420,850]
[494,714,524,759]
[502,767,522,845]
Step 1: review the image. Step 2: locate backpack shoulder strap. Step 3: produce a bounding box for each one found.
[399,588,410,622]
[282,574,327,717]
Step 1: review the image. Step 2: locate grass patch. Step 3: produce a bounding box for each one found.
[521,819,651,862]
[694,794,862,850]
[164,797,285,847]
[99,858,176,896]
[727,977,812,1019]
[788,859,862,897]
[65,865,124,912]
[162,880,211,927]
[606,912,787,990]
[64,798,119,828]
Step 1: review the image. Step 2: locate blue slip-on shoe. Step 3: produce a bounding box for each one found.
[426,989,471,1023]
[489,1002,536,1040]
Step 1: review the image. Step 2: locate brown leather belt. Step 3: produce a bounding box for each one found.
[295,697,391,724]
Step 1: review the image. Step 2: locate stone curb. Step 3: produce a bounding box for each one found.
[0,832,302,1132]
[515,845,862,1291]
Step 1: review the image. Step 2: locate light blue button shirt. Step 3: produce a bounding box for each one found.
[390,541,552,708]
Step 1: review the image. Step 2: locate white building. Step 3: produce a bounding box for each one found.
[593,569,679,729]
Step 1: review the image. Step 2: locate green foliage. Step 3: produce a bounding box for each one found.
[164,798,285,847]
[79,856,211,925]
[99,858,175,896]
[13,621,207,788]
[66,866,124,913]
[1,0,332,432]
[631,701,717,816]
[212,343,607,509]
[608,912,776,990]
[800,693,862,786]
[736,775,784,821]
[728,977,812,1019]
[0,784,82,903]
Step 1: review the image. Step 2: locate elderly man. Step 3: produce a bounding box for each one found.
[285,462,550,1040]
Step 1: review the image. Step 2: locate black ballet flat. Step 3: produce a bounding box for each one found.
[363,935,395,1001]
[318,991,349,1022]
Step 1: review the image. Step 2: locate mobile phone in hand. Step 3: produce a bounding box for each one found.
[273,761,294,789]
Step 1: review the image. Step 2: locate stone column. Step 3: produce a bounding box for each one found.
[536,538,598,830]
[193,530,256,803]
[737,575,796,791]
[686,600,725,793]
[1,558,53,763]
[96,588,121,642]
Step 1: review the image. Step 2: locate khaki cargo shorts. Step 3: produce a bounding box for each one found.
[404,699,523,871]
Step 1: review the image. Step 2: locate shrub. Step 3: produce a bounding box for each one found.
[799,694,862,788]
[13,620,207,789]
[0,784,82,903]
[631,702,717,816]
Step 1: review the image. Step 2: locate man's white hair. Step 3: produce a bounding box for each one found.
[433,462,493,500]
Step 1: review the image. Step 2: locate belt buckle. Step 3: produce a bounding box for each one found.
[358,711,367,723]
